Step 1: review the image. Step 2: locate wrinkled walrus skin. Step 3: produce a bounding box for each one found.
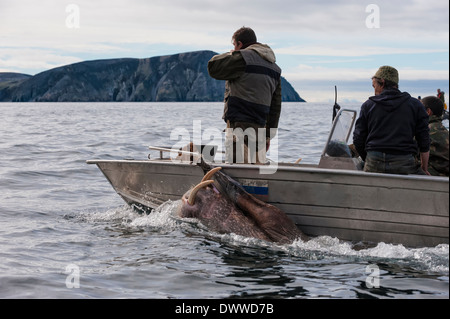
[177,159,308,244]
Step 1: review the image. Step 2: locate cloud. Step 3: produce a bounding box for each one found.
[0,0,448,97]
[283,64,449,82]
[2,0,448,48]
[0,48,83,74]
[276,45,448,58]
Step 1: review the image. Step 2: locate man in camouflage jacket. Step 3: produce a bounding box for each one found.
[421,96,449,176]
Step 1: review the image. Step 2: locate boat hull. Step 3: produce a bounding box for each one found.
[87,159,449,247]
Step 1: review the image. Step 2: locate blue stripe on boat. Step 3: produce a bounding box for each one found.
[243,185,269,196]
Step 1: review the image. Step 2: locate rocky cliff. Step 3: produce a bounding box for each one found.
[0,51,305,102]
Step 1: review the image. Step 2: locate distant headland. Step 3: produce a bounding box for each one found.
[0,50,305,102]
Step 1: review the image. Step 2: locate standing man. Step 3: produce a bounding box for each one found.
[421,96,449,176]
[353,66,430,175]
[437,89,446,105]
[208,27,282,164]
[437,88,448,115]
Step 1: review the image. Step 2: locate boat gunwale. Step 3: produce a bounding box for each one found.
[86,159,450,184]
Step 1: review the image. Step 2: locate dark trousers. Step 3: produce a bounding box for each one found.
[364,151,425,175]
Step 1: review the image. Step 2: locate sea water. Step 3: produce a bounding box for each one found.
[0,102,448,299]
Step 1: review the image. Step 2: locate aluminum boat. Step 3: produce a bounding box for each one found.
[87,110,449,247]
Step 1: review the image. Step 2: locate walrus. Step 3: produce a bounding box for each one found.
[177,160,308,244]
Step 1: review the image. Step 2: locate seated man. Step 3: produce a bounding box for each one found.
[421,96,449,176]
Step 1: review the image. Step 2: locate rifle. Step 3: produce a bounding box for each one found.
[332,85,341,122]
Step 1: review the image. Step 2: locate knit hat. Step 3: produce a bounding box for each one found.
[373,66,399,84]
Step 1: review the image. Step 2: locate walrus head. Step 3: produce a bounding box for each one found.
[178,167,222,218]
[177,165,307,244]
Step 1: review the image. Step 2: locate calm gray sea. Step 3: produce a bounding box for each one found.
[0,102,448,299]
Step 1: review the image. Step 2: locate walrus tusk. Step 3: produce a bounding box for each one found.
[201,167,222,183]
[188,180,214,205]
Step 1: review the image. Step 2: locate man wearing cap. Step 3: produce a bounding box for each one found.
[353,66,430,175]
[421,96,449,176]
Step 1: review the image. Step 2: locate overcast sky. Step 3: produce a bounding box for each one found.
[1,0,448,102]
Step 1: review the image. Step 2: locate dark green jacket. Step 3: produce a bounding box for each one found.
[428,115,449,176]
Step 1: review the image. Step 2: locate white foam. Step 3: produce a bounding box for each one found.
[78,205,140,223]
[286,236,449,273]
[80,202,449,273]
[129,200,180,229]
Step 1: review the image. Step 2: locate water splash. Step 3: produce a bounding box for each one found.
[76,201,449,274]
[129,200,179,229]
[286,236,449,273]
[75,205,141,224]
